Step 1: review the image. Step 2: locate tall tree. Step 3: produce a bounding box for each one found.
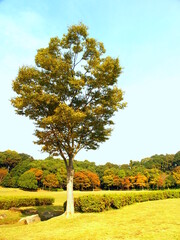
[11,23,126,216]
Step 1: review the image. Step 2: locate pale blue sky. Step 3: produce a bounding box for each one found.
[0,0,180,164]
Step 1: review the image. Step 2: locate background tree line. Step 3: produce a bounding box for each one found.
[0,150,179,191]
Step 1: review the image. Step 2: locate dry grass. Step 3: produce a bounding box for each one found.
[0,210,21,225]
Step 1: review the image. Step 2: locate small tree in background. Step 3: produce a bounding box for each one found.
[121,177,131,190]
[42,173,59,190]
[56,167,67,189]
[0,150,21,170]
[113,175,121,189]
[74,171,91,190]
[85,171,100,190]
[28,168,43,187]
[0,168,8,184]
[173,166,180,188]
[11,23,126,216]
[18,171,38,190]
[134,173,148,189]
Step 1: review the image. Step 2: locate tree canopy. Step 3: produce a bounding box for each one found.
[11,23,126,163]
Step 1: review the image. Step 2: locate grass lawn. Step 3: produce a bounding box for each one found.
[0,188,180,240]
[0,187,140,206]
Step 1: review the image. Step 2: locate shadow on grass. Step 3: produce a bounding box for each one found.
[21,205,64,221]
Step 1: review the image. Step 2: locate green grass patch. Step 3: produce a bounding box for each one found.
[0,187,140,207]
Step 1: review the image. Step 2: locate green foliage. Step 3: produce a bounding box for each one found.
[103,174,114,190]
[11,22,126,166]
[141,154,175,171]
[70,190,180,213]
[0,150,21,170]
[56,167,67,189]
[1,174,18,188]
[1,173,11,187]
[173,166,180,187]
[0,197,54,210]
[10,159,32,177]
[64,195,110,213]
[74,160,97,173]
[0,149,180,191]
[173,151,180,167]
[18,171,38,190]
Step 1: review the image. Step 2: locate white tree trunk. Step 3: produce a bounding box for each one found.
[66,167,74,217]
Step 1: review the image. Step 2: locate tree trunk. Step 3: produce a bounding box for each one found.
[66,166,74,217]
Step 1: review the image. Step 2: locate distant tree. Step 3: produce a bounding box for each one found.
[95,165,106,184]
[1,173,12,187]
[157,173,167,189]
[134,174,148,189]
[56,167,67,189]
[173,166,180,187]
[173,151,180,167]
[74,171,91,190]
[10,159,32,177]
[128,176,136,189]
[102,169,115,190]
[11,23,126,215]
[0,168,8,184]
[141,155,166,171]
[113,175,120,189]
[147,169,161,189]
[85,171,100,190]
[42,173,59,190]
[120,164,131,176]
[0,150,21,170]
[19,153,34,161]
[121,177,131,190]
[102,175,114,190]
[162,154,174,171]
[28,168,43,187]
[74,160,96,173]
[165,174,176,188]
[18,171,38,190]
[118,169,126,178]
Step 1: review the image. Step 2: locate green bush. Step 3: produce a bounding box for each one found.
[0,197,54,210]
[69,190,180,213]
[18,171,38,190]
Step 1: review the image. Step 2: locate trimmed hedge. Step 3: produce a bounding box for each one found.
[0,197,54,209]
[64,190,180,213]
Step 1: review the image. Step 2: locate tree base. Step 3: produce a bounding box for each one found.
[61,211,81,219]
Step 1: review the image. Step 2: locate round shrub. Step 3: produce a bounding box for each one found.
[18,171,38,190]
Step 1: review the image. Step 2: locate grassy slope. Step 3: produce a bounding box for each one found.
[0,188,180,240]
[0,199,179,240]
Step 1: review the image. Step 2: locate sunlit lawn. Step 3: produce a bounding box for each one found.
[0,187,180,240]
[0,187,142,206]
